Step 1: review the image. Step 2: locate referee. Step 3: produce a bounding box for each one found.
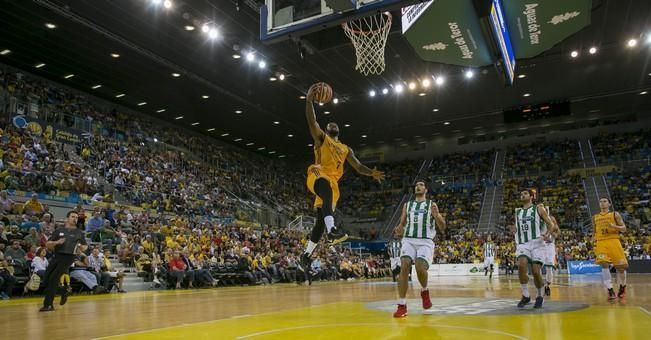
[40,210,87,312]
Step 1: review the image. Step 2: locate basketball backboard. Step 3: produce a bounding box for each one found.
[260,0,421,43]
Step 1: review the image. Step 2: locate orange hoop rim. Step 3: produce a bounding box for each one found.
[341,11,392,36]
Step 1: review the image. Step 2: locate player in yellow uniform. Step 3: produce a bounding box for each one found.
[593,197,628,300]
[301,83,385,281]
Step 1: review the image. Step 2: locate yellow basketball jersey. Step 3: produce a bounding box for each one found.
[313,134,349,182]
[593,212,619,241]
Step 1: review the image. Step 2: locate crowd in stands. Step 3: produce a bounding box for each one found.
[503,140,580,177]
[591,130,651,164]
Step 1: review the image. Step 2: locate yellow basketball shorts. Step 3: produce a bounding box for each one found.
[306,165,340,211]
[594,239,628,266]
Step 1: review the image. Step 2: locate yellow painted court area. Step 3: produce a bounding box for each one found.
[2,275,651,340]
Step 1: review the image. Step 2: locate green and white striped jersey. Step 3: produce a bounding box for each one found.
[484,241,494,258]
[403,199,436,239]
[514,205,548,245]
[388,239,402,259]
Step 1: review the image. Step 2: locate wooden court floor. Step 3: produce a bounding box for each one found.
[1,274,651,339]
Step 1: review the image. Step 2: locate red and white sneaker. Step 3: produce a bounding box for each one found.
[421,289,432,310]
[393,304,408,318]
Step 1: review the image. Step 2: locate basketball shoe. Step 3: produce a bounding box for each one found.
[393,304,408,318]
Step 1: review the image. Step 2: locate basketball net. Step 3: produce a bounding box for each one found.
[342,11,392,76]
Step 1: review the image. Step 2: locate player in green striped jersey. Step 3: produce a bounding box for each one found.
[392,180,446,318]
[483,235,495,279]
[509,189,558,309]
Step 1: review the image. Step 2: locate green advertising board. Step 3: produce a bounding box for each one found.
[501,0,592,58]
[402,0,493,66]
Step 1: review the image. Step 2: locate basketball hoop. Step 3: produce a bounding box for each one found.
[342,11,392,76]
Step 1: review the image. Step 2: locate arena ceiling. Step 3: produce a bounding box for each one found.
[1,0,650,162]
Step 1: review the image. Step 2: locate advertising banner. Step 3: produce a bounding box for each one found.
[567,260,602,275]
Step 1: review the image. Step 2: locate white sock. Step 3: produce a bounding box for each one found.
[602,268,613,289]
[421,287,428,293]
[617,271,626,286]
[324,215,335,233]
[305,241,317,256]
[521,284,530,298]
[398,298,406,305]
[536,287,543,297]
[545,269,553,285]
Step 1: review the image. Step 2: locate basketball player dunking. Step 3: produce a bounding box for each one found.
[300,83,385,282]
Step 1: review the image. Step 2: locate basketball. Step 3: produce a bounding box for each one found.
[312,82,333,104]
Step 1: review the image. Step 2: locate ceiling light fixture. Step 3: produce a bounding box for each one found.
[64,74,74,79]
[408,82,416,90]
[523,93,531,97]
[332,98,339,104]
[299,95,306,99]
[91,85,102,89]
[45,23,57,29]
[418,92,426,96]
[207,128,215,132]
[232,54,241,59]
[640,91,648,95]
[110,53,120,58]
[163,0,172,9]
[444,122,450,125]
[324,111,330,115]
[464,70,474,79]
[518,74,526,79]
[246,142,254,146]
[258,60,266,69]
[268,151,276,154]
[221,133,229,137]
[421,78,431,88]
[287,134,293,137]
[208,28,219,40]
[432,108,439,112]
[257,147,265,151]
[156,109,166,113]
[137,102,147,106]
[570,50,579,58]
[246,52,255,61]
[273,121,280,125]
[202,95,209,99]
[279,74,285,80]
[382,88,389,95]
[269,77,277,81]
[201,24,210,33]
[394,84,404,93]
[235,110,242,114]
[184,25,195,31]
[344,124,350,127]
[361,135,367,138]
[589,47,597,54]
[234,138,242,142]
[627,39,638,47]
[191,122,199,126]
[35,63,46,69]
[175,116,184,120]
[435,76,445,86]
[115,93,125,98]
[0,49,11,55]
[172,73,180,77]
[369,90,376,97]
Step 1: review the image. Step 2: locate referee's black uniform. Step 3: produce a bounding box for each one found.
[41,222,87,310]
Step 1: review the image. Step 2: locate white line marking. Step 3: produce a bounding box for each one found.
[639,307,651,318]
[236,323,528,340]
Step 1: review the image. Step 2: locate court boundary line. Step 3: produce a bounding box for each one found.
[639,307,651,318]
[235,323,529,340]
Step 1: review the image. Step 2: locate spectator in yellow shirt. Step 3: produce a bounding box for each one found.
[23,194,44,216]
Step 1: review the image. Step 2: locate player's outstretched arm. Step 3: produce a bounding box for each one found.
[345,147,385,183]
[305,85,325,145]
